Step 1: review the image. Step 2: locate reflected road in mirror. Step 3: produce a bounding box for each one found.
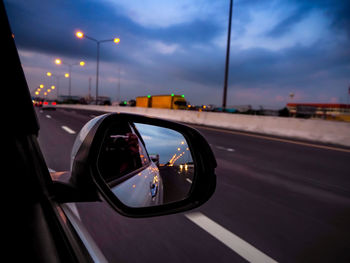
[97,122,194,208]
[135,123,194,204]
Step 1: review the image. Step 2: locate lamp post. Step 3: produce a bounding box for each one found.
[222,0,233,110]
[46,72,64,99]
[75,31,120,104]
[55,59,85,98]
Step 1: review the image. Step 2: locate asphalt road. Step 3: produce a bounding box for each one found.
[36,107,350,263]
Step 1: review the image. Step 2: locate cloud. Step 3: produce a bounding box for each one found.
[231,5,332,51]
[266,7,309,38]
[102,0,226,28]
[152,41,180,55]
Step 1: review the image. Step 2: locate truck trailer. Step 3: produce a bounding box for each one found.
[136,95,187,109]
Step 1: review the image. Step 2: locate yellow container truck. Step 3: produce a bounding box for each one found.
[136,94,187,109]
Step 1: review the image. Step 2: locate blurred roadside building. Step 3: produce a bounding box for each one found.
[287,103,350,122]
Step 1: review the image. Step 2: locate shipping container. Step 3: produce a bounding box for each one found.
[136,95,187,109]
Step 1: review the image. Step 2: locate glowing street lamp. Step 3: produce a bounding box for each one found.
[75,30,120,104]
[47,72,52,77]
[76,31,84,38]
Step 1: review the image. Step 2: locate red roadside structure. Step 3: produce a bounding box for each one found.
[287,103,350,121]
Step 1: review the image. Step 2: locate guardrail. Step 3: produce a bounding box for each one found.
[56,104,350,147]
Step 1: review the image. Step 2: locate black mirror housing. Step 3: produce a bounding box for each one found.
[57,113,216,218]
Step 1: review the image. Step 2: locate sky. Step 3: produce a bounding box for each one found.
[4,0,350,108]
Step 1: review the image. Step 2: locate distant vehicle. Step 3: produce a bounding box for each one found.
[119,100,127,106]
[95,96,111,105]
[42,100,57,110]
[128,99,136,106]
[32,98,43,107]
[118,99,136,106]
[136,94,187,110]
[213,107,237,113]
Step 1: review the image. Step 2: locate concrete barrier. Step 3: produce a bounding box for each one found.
[56,104,350,147]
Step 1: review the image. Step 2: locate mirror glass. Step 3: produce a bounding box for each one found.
[97,122,194,208]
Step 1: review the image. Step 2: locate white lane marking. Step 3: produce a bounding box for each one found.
[185,212,278,263]
[62,126,76,134]
[197,125,350,154]
[216,145,235,152]
[46,115,52,119]
[186,178,192,184]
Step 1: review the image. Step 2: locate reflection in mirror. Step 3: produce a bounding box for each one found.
[97,122,194,208]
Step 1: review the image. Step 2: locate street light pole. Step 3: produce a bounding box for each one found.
[222,0,233,110]
[76,31,120,105]
[55,59,85,98]
[96,41,100,104]
[46,72,62,99]
[68,64,72,97]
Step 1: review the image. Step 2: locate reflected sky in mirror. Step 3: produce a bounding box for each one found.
[135,123,192,166]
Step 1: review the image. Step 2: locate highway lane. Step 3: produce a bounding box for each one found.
[36,107,350,263]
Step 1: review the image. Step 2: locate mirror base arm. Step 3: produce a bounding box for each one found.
[51,181,100,203]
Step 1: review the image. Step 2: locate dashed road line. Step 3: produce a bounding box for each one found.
[198,125,350,154]
[46,115,52,119]
[61,126,76,134]
[186,178,192,184]
[216,145,235,152]
[185,212,278,263]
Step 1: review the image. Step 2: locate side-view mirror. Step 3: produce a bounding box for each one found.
[54,113,216,217]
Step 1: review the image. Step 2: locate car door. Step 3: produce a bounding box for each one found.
[2,1,216,261]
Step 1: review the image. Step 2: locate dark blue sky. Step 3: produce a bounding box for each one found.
[5,0,350,108]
